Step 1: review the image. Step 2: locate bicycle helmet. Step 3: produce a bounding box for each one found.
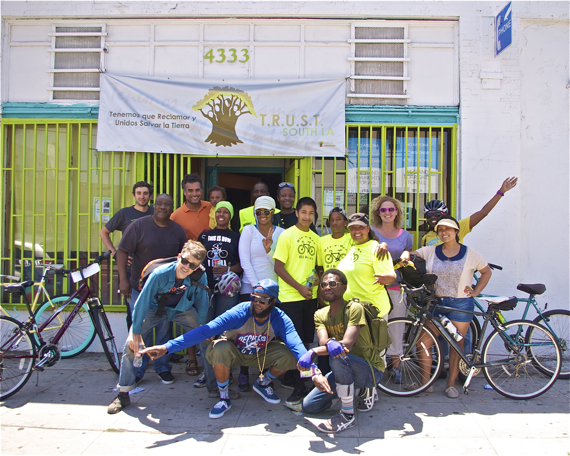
[214,271,242,297]
[423,199,448,213]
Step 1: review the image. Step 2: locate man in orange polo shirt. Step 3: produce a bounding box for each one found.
[171,173,213,241]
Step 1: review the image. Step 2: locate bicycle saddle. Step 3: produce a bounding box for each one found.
[3,280,34,294]
[516,283,546,295]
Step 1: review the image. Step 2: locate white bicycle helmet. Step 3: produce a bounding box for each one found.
[214,271,242,297]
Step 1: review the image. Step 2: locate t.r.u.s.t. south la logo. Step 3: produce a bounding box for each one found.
[192,86,256,148]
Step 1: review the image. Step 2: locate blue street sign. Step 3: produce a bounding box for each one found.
[496,2,512,55]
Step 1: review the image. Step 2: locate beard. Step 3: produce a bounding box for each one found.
[251,301,275,319]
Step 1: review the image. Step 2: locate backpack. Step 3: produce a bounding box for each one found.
[138,257,212,317]
[395,254,427,288]
[344,298,391,356]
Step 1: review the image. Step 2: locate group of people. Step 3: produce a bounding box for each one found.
[101,172,517,433]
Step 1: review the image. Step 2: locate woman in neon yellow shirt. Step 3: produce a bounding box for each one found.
[337,213,396,318]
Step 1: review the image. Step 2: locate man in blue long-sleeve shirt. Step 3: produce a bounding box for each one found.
[141,279,312,419]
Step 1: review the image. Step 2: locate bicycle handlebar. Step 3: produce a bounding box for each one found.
[56,250,111,276]
[488,263,503,271]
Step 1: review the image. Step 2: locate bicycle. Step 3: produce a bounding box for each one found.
[0,251,121,400]
[1,264,96,358]
[378,274,561,400]
[472,264,569,379]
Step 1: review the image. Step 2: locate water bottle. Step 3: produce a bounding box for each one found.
[211,249,222,280]
[496,311,507,324]
[439,316,463,342]
[133,342,144,367]
[306,269,317,288]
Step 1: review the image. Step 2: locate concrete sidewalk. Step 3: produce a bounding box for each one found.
[1,353,568,456]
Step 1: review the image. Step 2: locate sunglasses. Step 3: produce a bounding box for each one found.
[278,182,294,188]
[320,281,341,289]
[179,257,200,270]
[251,295,273,305]
[379,207,397,213]
[426,210,446,218]
[255,209,272,216]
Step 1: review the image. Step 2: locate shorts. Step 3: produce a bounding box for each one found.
[435,297,474,323]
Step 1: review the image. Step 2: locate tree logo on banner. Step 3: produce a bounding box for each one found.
[192,86,257,147]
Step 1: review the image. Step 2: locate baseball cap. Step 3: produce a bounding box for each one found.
[347,212,369,227]
[254,196,276,211]
[252,279,280,302]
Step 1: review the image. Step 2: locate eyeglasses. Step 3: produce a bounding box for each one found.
[255,209,272,216]
[278,182,294,188]
[179,256,200,270]
[251,295,273,305]
[379,207,397,213]
[320,281,341,289]
[425,210,446,218]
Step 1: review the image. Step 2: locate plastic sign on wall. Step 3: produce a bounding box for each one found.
[97,74,345,157]
[496,2,512,56]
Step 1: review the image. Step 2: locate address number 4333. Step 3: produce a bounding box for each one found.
[204,48,249,64]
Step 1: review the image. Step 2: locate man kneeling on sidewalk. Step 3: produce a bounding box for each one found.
[141,279,308,419]
[108,240,209,414]
[296,268,384,433]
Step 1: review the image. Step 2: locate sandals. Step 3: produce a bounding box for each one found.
[185,359,199,376]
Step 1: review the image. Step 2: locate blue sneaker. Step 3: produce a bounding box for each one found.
[194,373,207,388]
[209,399,232,419]
[253,379,281,404]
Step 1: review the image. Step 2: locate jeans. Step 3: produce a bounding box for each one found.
[302,354,383,415]
[129,288,171,379]
[117,307,199,392]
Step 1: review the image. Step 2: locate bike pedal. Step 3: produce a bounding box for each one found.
[463,388,469,395]
[32,365,45,372]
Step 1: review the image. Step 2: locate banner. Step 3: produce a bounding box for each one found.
[97,74,345,157]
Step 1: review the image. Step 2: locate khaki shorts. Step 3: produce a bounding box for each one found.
[205,339,297,372]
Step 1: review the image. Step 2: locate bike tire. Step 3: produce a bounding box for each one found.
[92,307,121,374]
[34,295,96,358]
[0,316,36,400]
[378,317,442,397]
[482,320,560,400]
[532,309,570,379]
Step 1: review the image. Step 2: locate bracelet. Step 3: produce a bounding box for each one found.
[496,190,504,197]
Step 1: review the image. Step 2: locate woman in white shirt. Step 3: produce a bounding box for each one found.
[401,216,492,398]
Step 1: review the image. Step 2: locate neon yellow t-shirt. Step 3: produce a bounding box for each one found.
[337,240,394,316]
[317,232,353,271]
[273,225,319,302]
[422,217,471,247]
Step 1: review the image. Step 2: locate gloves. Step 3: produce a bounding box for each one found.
[326,338,344,358]
[298,349,314,369]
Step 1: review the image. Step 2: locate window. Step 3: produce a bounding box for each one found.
[49,26,106,100]
[348,24,410,105]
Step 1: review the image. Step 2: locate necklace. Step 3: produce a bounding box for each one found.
[252,316,270,380]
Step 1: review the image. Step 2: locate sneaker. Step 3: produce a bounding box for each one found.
[285,386,309,406]
[237,373,250,392]
[253,380,281,404]
[357,387,378,412]
[445,386,459,398]
[158,371,175,385]
[391,367,403,384]
[317,412,355,433]
[280,377,296,390]
[209,399,232,419]
[107,392,130,414]
[208,389,240,400]
[193,372,207,388]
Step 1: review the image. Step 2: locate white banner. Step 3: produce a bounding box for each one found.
[97,74,345,157]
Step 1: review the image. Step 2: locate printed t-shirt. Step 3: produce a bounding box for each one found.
[317,232,353,271]
[197,228,240,289]
[314,300,384,371]
[422,217,471,247]
[118,216,187,290]
[170,200,212,241]
[105,205,154,233]
[337,240,394,316]
[273,225,319,302]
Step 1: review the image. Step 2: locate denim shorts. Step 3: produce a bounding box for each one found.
[435,297,474,323]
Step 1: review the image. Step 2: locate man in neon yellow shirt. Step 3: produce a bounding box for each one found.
[421,177,518,246]
[274,196,319,406]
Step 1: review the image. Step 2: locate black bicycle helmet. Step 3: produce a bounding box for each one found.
[423,199,448,213]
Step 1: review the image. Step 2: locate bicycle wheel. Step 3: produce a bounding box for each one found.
[34,295,96,358]
[0,316,36,400]
[482,320,560,400]
[92,307,121,374]
[532,310,570,379]
[378,317,442,396]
